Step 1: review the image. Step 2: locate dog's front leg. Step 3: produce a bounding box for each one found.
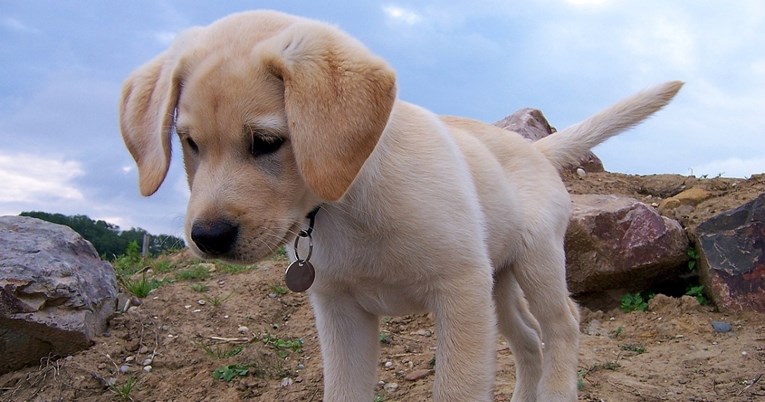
[432,276,497,402]
[310,291,380,401]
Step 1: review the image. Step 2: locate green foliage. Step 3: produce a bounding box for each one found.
[269,284,288,296]
[272,245,288,260]
[256,333,304,358]
[687,248,700,271]
[175,265,211,281]
[620,292,653,312]
[20,211,184,258]
[196,342,243,359]
[686,284,709,305]
[190,283,209,293]
[121,273,166,298]
[212,364,249,382]
[379,331,392,345]
[620,343,646,354]
[110,376,138,401]
[218,262,257,274]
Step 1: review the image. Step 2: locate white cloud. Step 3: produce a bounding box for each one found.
[153,30,177,45]
[0,153,84,203]
[383,5,423,25]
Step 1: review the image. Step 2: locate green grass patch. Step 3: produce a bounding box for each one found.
[175,265,211,281]
[620,292,653,312]
[218,262,257,274]
[212,364,249,382]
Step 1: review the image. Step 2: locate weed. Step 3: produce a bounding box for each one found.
[257,333,304,358]
[110,376,138,401]
[379,331,392,345]
[620,343,646,354]
[620,292,652,312]
[111,241,143,276]
[270,284,288,296]
[150,259,174,273]
[577,369,586,391]
[428,356,436,369]
[218,262,257,274]
[272,245,288,260]
[205,293,232,307]
[609,326,624,339]
[213,364,249,382]
[196,342,244,359]
[121,273,165,298]
[374,394,386,402]
[686,284,709,305]
[175,265,211,281]
[190,283,209,293]
[687,248,700,271]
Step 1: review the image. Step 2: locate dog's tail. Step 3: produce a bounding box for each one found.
[533,81,683,171]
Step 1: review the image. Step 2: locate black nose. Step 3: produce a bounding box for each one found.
[191,220,239,255]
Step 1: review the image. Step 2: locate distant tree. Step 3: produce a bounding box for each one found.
[19,211,184,258]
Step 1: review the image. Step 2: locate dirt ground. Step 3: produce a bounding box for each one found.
[2,172,765,402]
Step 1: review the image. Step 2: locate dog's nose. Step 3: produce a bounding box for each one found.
[191,220,239,255]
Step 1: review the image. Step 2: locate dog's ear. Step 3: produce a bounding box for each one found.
[258,22,397,201]
[119,30,200,196]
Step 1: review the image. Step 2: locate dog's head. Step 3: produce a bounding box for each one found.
[119,11,396,262]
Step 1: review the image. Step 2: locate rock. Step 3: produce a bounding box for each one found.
[280,377,294,387]
[405,369,432,381]
[0,216,118,374]
[494,108,604,172]
[383,382,399,393]
[658,187,713,212]
[711,321,733,333]
[566,195,689,294]
[695,194,765,312]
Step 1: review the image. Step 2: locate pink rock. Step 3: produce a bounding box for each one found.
[565,195,688,294]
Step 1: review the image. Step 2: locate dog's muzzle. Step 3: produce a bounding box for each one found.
[190,220,239,256]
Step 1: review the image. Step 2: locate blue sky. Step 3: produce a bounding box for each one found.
[1,0,763,236]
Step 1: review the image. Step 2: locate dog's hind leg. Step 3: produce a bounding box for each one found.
[310,292,380,401]
[493,266,543,402]
[513,241,580,402]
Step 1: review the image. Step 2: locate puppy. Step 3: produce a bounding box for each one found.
[120,10,682,401]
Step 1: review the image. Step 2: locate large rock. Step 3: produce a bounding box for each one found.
[695,193,765,312]
[565,195,689,294]
[494,108,604,173]
[0,216,117,374]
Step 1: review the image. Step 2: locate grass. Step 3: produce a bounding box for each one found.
[686,284,709,305]
[218,262,257,274]
[256,333,304,358]
[175,264,211,281]
[205,293,232,307]
[110,376,138,401]
[121,274,166,298]
[196,342,244,359]
[190,283,209,292]
[270,284,288,296]
[620,343,646,354]
[379,331,392,345]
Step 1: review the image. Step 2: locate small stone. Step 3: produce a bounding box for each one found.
[384,382,399,393]
[742,351,748,357]
[280,377,294,388]
[384,361,393,369]
[405,369,432,381]
[119,365,131,374]
[184,305,192,309]
[238,326,249,334]
[139,346,149,354]
[197,299,206,305]
[124,356,135,363]
[576,167,586,178]
[142,358,153,366]
[143,365,152,373]
[711,321,733,333]
[411,329,432,337]
[297,363,305,370]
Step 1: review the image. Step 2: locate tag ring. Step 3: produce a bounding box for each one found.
[293,231,313,262]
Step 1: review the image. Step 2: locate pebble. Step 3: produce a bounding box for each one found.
[143,365,152,373]
[405,369,432,381]
[411,329,432,337]
[384,361,393,369]
[119,365,131,374]
[383,382,399,393]
[238,326,249,334]
[711,321,733,333]
[142,358,153,366]
[280,377,294,388]
[197,299,206,305]
[576,167,586,178]
[125,356,135,363]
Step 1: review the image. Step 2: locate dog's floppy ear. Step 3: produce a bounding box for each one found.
[258,21,397,201]
[119,29,199,196]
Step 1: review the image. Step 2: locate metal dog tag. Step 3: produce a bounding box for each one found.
[285,260,315,292]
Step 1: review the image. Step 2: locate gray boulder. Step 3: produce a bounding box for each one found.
[0,216,117,374]
[695,193,765,312]
[565,195,689,294]
[494,108,604,173]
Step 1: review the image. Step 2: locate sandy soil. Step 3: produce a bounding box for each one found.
[2,172,764,402]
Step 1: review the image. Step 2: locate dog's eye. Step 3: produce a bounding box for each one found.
[250,135,284,157]
[185,137,199,153]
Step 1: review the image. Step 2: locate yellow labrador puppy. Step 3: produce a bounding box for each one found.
[120,10,681,401]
